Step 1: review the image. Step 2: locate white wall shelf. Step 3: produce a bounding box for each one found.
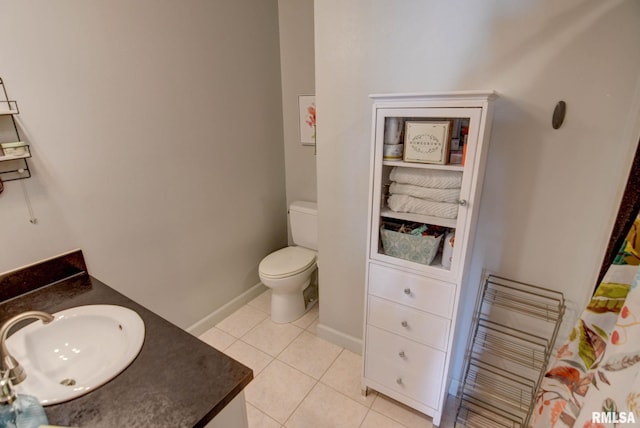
[0,148,31,162]
[0,78,31,183]
[0,100,19,116]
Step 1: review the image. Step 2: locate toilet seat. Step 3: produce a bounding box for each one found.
[259,246,317,279]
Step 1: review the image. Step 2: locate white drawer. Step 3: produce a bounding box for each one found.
[367,296,450,350]
[364,325,446,409]
[368,263,455,319]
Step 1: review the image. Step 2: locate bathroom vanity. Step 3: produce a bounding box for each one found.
[0,250,252,427]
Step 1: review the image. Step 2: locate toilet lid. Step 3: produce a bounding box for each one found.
[259,247,317,279]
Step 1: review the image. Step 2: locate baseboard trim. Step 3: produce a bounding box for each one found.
[316,322,362,355]
[187,282,268,336]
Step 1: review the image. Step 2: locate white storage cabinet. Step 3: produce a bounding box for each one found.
[361,91,496,426]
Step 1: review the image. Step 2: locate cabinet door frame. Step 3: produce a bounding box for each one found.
[368,106,483,283]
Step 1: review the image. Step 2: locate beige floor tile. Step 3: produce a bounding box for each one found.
[224,340,273,376]
[278,331,342,379]
[241,318,304,356]
[245,360,315,424]
[320,349,377,407]
[360,410,407,428]
[306,318,319,335]
[198,327,236,351]
[246,402,282,428]
[291,303,319,329]
[247,289,272,314]
[216,305,269,338]
[371,394,433,428]
[285,382,368,428]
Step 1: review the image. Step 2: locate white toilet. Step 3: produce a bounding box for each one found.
[259,201,318,323]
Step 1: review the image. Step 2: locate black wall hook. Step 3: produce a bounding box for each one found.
[552,101,566,129]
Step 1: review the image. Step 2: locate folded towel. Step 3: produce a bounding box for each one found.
[389,167,462,189]
[389,182,460,203]
[388,194,459,219]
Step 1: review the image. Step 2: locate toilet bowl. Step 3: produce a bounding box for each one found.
[259,201,318,323]
[259,247,317,323]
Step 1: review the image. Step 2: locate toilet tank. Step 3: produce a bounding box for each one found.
[289,201,318,251]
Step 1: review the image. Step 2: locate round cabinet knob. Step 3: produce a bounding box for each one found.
[403,288,411,295]
[401,320,408,328]
[398,351,405,358]
[458,199,467,206]
[396,377,403,385]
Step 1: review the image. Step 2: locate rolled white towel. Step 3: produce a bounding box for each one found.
[388,194,459,219]
[389,167,462,189]
[389,182,460,203]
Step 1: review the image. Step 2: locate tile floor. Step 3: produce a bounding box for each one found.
[199,289,458,428]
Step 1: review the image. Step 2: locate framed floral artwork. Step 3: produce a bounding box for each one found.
[298,95,316,146]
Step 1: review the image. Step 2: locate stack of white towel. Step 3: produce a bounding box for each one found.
[387,167,462,219]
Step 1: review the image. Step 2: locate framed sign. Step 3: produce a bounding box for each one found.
[298,95,316,146]
[403,120,451,164]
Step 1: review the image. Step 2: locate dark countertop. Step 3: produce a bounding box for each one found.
[0,250,253,428]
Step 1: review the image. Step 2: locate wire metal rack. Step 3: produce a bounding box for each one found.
[0,77,31,182]
[456,273,565,427]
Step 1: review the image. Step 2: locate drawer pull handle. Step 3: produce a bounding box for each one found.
[398,351,405,358]
[403,288,411,295]
[401,320,408,328]
[396,377,403,385]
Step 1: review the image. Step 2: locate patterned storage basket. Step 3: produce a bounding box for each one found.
[380,226,442,265]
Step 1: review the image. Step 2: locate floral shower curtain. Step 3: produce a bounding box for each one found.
[533,218,640,427]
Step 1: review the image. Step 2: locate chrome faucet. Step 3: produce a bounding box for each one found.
[0,311,54,385]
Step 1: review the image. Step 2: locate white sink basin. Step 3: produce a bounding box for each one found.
[6,304,145,405]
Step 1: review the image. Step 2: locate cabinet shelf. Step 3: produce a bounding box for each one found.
[380,207,457,229]
[382,159,464,171]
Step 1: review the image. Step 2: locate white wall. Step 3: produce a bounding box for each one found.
[0,0,287,329]
[315,0,640,386]
[278,0,317,211]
